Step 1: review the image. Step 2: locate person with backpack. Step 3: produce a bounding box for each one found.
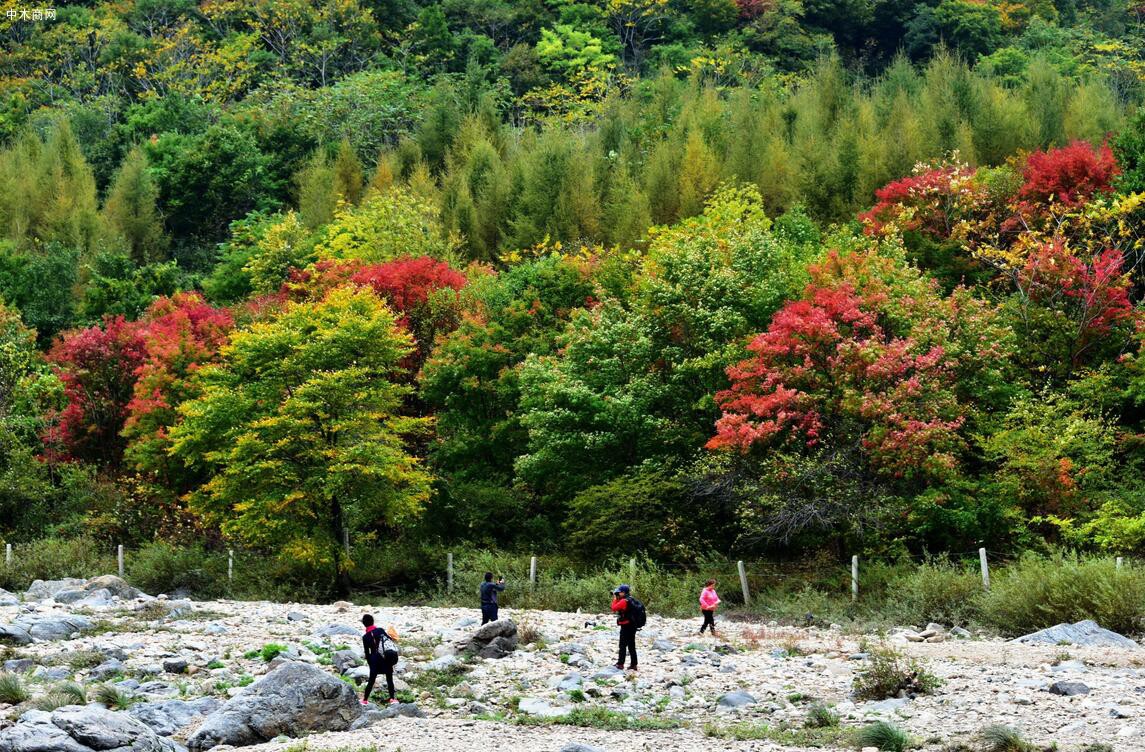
[610,584,645,671]
[361,614,399,705]
[480,572,506,624]
[699,579,720,636]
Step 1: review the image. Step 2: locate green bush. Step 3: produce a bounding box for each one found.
[888,559,984,626]
[0,537,116,591]
[852,645,941,701]
[979,553,1145,636]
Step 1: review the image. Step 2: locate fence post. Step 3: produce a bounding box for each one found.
[529,556,537,589]
[1117,556,1124,570]
[447,552,454,592]
[4,543,10,568]
[851,555,859,602]
[979,548,990,592]
[227,549,234,582]
[117,545,124,578]
[737,560,750,606]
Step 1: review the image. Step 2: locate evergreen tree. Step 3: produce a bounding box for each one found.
[103,147,168,264]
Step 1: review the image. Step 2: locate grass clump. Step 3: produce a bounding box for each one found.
[49,650,104,669]
[92,684,139,710]
[853,645,941,701]
[0,672,30,704]
[532,706,681,731]
[978,725,1033,752]
[34,681,87,710]
[857,721,911,752]
[805,702,839,728]
[407,662,470,691]
[703,720,852,745]
[244,643,287,662]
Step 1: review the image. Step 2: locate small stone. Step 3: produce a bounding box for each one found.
[286,611,308,622]
[162,657,188,675]
[1049,681,1090,696]
[717,691,756,710]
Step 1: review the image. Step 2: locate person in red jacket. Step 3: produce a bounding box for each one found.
[611,584,637,671]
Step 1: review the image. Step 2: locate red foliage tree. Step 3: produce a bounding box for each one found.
[708,252,969,482]
[45,317,147,466]
[123,293,234,480]
[1016,240,1135,364]
[1018,140,1118,208]
[289,256,468,368]
[859,164,984,238]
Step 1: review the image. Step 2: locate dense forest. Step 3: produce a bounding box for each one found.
[2,0,1145,592]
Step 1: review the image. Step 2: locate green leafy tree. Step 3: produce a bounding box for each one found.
[169,288,432,593]
[515,187,815,503]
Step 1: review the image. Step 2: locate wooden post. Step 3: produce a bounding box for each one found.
[979,548,990,592]
[342,528,350,556]
[1117,556,1124,570]
[227,549,234,582]
[529,556,537,589]
[447,552,453,592]
[117,545,124,578]
[4,544,10,568]
[851,555,859,602]
[737,560,750,606]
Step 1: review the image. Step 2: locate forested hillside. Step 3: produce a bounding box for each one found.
[2,0,1145,594]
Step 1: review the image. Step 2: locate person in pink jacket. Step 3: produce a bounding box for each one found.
[699,579,720,635]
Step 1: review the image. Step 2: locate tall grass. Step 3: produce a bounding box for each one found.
[1,538,1142,636]
[979,552,1145,636]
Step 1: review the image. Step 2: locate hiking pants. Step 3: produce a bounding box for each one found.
[364,657,395,703]
[618,624,638,668]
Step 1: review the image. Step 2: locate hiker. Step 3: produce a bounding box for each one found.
[480,571,506,624]
[611,583,646,671]
[699,579,720,635]
[361,614,399,705]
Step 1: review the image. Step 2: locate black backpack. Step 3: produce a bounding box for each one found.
[626,597,647,629]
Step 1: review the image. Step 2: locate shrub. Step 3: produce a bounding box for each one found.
[856,721,911,752]
[0,672,29,704]
[888,560,984,626]
[852,645,941,701]
[979,553,1145,636]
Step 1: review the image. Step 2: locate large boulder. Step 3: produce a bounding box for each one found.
[0,614,94,645]
[24,579,86,602]
[1012,620,1140,649]
[186,662,360,750]
[458,619,518,659]
[0,705,181,752]
[85,575,141,600]
[129,698,220,736]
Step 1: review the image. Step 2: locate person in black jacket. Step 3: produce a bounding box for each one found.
[361,614,398,705]
[479,572,505,624]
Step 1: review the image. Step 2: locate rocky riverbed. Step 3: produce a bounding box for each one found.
[0,576,1141,751]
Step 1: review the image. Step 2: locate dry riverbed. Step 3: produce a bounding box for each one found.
[0,580,1142,752]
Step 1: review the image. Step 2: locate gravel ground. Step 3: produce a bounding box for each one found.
[4,593,1145,751]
